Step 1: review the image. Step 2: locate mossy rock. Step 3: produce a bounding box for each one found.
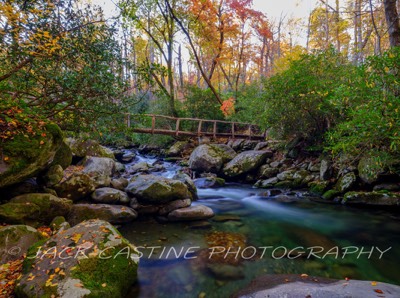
[0,123,63,188]
[68,204,137,226]
[308,181,329,196]
[342,191,400,206]
[223,150,272,178]
[15,220,139,298]
[358,156,386,185]
[65,138,114,159]
[0,193,72,227]
[40,164,64,187]
[334,172,357,193]
[51,141,72,169]
[189,144,236,173]
[322,190,341,200]
[53,172,96,201]
[126,174,191,205]
[0,225,44,263]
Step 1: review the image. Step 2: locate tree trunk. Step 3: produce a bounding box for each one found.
[384,0,400,47]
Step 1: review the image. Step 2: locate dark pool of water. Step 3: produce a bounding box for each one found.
[119,183,400,298]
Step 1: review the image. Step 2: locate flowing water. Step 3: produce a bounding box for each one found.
[119,151,400,298]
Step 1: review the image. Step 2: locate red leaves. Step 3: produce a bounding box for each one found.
[220,97,235,117]
[0,258,24,297]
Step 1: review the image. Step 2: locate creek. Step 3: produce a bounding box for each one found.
[119,150,400,298]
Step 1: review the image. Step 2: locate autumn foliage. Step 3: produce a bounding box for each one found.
[220,97,235,117]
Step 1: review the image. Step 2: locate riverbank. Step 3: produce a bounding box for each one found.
[1,136,399,297]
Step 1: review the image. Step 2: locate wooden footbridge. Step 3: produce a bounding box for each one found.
[125,114,266,140]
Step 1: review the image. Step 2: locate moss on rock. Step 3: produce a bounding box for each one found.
[0,123,63,188]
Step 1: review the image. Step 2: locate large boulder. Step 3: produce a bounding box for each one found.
[40,164,64,187]
[91,187,130,204]
[81,156,115,188]
[167,141,190,157]
[68,204,137,226]
[50,141,73,169]
[320,159,332,181]
[358,156,386,185]
[126,174,191,205]
[65,138,114,159]
[343,191,400,206]
[15,220,139,298]
[53,172,96,201]
[0,225,44,263]
[223,150,272,178]
[335,172,357,193]
[168,205,214,221]
[189,144,236,173]
[0,123,63,188]
[173,172,198,200]
[0,193,72,227]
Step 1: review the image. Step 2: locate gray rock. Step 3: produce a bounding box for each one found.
[228,139,245,151]
[167,141,189,157]
[293,170,310,181]
[242,140,259,151]
[343,191,400,206]
[91,187,130,204]
[82,156,115,177]
[0,225,44,263]
[15,220,139,298]
[41,164,64,187]
[254,142,269,151]
[168,205,214,221]
[258,165,279,179]
[126,174,191,205]
[68,204,137,225]
[53,172,96,201]
[358,156,385,185]
[129,161,150,174]
[80,156,115,188]
[270,161,281,168]
[277,170,296,181]
[223,150,272,177]
[335,172,357,193]
[158,199,192,215]
[373,183,400,191]
[0,193,72,227]
[121,152,136,163]
[238,279,400,298]
[320,159,332,181]
[256,177,279,188]
[115,162,126,173]
[173,172,198,200]
[194,177,226,189]
[111,177,129,191]
[65,138,115,158]
[189,144,236,173]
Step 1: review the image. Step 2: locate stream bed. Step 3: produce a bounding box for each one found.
[118,151,400,298]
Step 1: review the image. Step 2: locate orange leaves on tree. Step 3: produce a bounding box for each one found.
[220,97,235,117]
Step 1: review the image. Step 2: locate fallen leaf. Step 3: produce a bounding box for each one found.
[74,283,83,288]
[40,140,44,145]
[371,281,377,286]
[300,274,308,278]
[374,289,384,294]
[102,283,107,287]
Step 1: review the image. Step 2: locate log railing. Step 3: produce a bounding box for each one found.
[124,114,266,140]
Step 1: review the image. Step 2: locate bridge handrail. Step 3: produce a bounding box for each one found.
[124,113,257,127]
[123,113,266,140]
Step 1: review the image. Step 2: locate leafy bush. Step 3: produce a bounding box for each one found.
[259,48,356,145]
[327,47,400,162]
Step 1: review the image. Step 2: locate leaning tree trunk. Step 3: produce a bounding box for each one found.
[384,0,400,47]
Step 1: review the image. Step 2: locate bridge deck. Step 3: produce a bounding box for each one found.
[125,114,266,140]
